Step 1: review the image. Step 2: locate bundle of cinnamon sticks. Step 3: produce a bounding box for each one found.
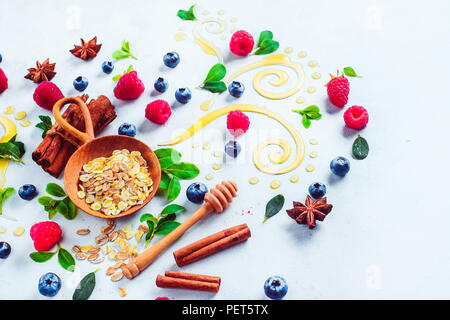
[32,95,117,178]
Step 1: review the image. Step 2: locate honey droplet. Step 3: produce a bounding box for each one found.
[309,139,319,145]
[309,152,318,158]
[284,47,293,54]
[212,163,222,170]
[297,51,307,58]
[174,33,186,42]
[14,227,25,236]
[203,143,211,150]
[249,177,259,185]
[15,111,26,120]
[230,17,237,23]
[205,173,214,180]
[307,86,316,94]
[20,120,31,127]
[307,60,318,68]
[192,143,199,149]
[213,151,222,158]
[289,175,299,183]
[270,180,281,189]
[305,165,315,172]
[296,97,305,104]
[312,72,321,79]
[202,10,210,16]
[4,106,15,115]
[218,9,226,15]
[0,226,6,234]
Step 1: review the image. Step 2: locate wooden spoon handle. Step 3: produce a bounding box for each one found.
[121,181,238,280]
[52,96,95,145]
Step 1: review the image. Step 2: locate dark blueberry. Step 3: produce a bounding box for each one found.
[224,140,241,158]
[330,156,350,177]
[118,123,137,137]
[18,184,37,200]
[154,77,168,93]
[38,272,61,297]
[73,76,88,91]
[186,182,208,204]
[308,182,327,199]
[0,241,11,259]
[163,52,180,68]
[228,81,245,98]
[264,276,288,300]
[175,88,192,104]
[102,61,114,74]
[0,53,2,63]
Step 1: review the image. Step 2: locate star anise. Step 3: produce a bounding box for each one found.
[70,36,102,60]
[286,196,333,229]
[24,58,56,83]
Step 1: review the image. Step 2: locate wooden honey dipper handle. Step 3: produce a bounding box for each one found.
[121,181,238,279]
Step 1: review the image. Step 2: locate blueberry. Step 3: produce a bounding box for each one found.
[38,272,61,297]
[175,88,192,104]
[102,61,114,74]
[0,241,11,259]
[228,81,245,98]
[186,182,208,204]
[18,184,37,200]
[163,52,180,68]
[264,276,288,300]
[330,156,350,177]
[224,140,241,158]
[154,77,168,93]
[118,123,137,137]
[73,76,88,91]
[308,182,327,199]
[0,53,2,63]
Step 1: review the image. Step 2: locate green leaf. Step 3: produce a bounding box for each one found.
[293,105,322,128]
[352,135,369,160]
[29,251,56,263]
[112,73,122,81]
[258,30,273,47]
[36,115,53,138]
[140,213,154,223]
[38,196,57,207]
[155,221,180,235]
[73,269,98,300]
[161,204,185,216]
[0,142,24,163]
[112,40,137,60]
[177,5,197,21]
[58,247,75,272]
[302,115,311,128]
[145,219,156,241]
[303,105,320,113]
[1,187,15,200]
[253,39,279,55]
[39,115,53,127]
[46,183,66,197]
[158,171,171,190]
[155,148,182,169]
[62,197,77,220]
[263,194,285,223]
[157,213,176,227]
[165,162,200,180]
[202,64,226,83]
[167,176,181,202]
[199,81,227,93]
[48,208,58,220]
[343,67,362,78]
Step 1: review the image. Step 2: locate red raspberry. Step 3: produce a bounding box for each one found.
[30,221,62,252]
[344,105,369,130]
[33,81,64,110]
[230,30,254,56]
[227,110,250,137]
[114,71,145,100]
[145,100,172,124]
[0,68,8,94]
[327,73,350,108]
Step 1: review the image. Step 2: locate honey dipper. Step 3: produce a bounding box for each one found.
[121,180,238,279]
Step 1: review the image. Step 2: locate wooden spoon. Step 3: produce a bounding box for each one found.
[53,96,161,219]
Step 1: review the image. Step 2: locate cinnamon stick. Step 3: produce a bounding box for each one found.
[173,224,251,267]
[156,271,221,292]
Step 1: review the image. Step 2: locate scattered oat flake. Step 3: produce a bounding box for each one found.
[106,266,116,275]
[111,271,124,282]
[118,287,127,297]
[76,228,90,235]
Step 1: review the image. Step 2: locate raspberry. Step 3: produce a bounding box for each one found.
[30,221,62,252]
[327,73,350,108]
[344,105,369,130]
[230,30,254,56]
[0,68,8,94]
[33,81,64,110]
[145,100,172,124]
[114,71,145,100]
[227,110,250,137]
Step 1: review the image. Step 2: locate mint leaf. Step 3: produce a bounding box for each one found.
[167,176,181,202]
[36,115,53,138]
[352,135,369,160]
[263,194,285,223]
[158,171,171,190]
[203,64,226,83]
[73,269,98,300]
[200,81,227,93]
[113,65,134,82]
[343,67,361,78]
[112,40,137,60]
[160,204,185,216]
[177,5,197,21]
[155,221,180,235]
[58,247,75,272]
[0,187,14,215]
[140,213,154,223]
[253,39,279,55]
[46,183,66,197]
[258,30,273,47]
[30,251,56,263]
[155,148,182,169]
[165,162,200,180]
[302,115,311,128]
[293,105,322,128]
